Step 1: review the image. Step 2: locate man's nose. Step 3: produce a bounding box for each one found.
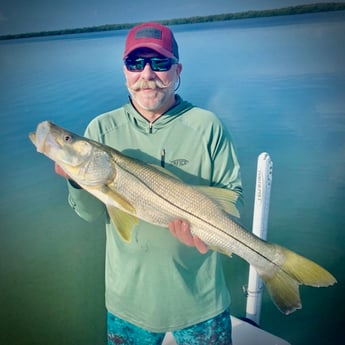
[140,62,156,78]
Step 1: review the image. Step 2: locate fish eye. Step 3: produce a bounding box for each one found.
[63,134,72,142]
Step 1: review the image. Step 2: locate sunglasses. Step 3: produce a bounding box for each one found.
[124,57,178,72]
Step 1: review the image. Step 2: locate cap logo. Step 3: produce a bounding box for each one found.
[135,27,162,40]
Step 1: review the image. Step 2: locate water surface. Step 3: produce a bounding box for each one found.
[1,11,344,345]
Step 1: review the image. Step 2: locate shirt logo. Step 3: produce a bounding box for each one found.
[170,159,189,167]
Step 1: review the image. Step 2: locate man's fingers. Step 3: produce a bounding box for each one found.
[193,236,209,254]
[55,163,69,178]
[168,219,208,253]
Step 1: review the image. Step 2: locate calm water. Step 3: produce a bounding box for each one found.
[1,12,345,345]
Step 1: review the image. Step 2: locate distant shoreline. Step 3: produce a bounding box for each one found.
[1,2,344,41]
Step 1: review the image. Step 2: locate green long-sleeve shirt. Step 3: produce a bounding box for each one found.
[67,95,242,332]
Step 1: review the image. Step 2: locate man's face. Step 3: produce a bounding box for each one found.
[123,48,182,115]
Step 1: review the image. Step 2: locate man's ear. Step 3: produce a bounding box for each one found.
[176,63,183,76]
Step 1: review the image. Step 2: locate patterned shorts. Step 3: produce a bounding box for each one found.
[107,308,232,345]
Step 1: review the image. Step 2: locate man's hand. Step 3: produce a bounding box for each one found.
[55,163,82,189]
[55,163,69,178]
[168,220,209,254]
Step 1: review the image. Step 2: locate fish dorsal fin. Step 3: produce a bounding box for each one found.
[196,186,241,218]
[106,205,139,242]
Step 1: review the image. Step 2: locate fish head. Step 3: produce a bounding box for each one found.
[30,121,116,186]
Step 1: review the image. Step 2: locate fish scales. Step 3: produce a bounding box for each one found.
[29,121,337,315]
[112,152,295,271]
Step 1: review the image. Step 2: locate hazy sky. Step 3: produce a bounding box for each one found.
[0,0,343,35]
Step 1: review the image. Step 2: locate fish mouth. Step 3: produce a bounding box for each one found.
[29,121,57,154]
[29,131,36,145]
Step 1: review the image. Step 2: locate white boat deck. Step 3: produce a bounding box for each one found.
[162,316,291,345]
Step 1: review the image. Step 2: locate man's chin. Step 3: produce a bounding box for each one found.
[133,93,165,107]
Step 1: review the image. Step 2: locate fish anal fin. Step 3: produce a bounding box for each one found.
[106,205,139,243]
[196,186,241,218]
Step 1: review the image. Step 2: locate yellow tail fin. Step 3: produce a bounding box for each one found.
[260,246,337,314]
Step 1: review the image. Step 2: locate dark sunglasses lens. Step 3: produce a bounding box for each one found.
[150,58,171,71]
[125,58,175,72]
[125,58,145,71]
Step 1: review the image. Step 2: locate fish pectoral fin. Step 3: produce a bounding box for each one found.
[102,185,136,214]
[102,185,138,242]
[196,186,241,218]
[106,205,139,243]
[102,185,137,214]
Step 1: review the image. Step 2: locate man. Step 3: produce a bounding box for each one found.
[56,22,242,345]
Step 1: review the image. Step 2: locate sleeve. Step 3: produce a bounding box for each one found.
[66,119,106,222]
[67,182,106,222]
[210,120,244,214]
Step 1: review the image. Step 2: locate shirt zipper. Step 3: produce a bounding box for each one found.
[161,149,166,168]
[149,122,153,134]
[148,121,165,167]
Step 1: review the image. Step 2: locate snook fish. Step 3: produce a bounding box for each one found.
[29,121,336,314]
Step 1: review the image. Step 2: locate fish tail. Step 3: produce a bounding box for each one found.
[259,245,337,315]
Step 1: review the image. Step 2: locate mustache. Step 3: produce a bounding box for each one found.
[128,79,173,92]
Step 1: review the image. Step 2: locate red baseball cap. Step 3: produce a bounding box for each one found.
[123,22,179,60]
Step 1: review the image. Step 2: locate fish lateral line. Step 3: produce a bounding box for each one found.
[115,159,282,265]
